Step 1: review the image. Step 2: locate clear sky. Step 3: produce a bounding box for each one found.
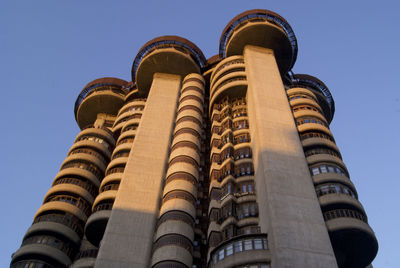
[1,1,398,267]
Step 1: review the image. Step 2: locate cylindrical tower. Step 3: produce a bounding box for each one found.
[11,78,129,268]
[84,86,147,248]
[212,9,339,267]
[94,36,207,268]
[287,74,378,268]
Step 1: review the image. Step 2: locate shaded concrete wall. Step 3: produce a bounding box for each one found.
[244,45,337,268]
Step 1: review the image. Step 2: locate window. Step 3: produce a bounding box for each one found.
[226,244,233,256]
[234,241,243,252]
[218,249,224,260]
[320,165,327,173]
[248,184,253,193]
[244,239,253,250]
[254,238,263,249]
[211,236,269,265]
[310,164,346,177]
[312,167,320,175]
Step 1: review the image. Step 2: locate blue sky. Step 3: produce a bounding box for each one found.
[1,1,398,267]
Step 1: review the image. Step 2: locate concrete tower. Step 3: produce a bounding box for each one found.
[11,9,377,268]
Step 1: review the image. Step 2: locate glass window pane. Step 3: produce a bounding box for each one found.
[254,238,263,249]
[218,249,224,260]
[244,239,253,250]
[212,253,217,264]
[234,241,243,252]
[312,167,320,175]
[226,244,233,256]
[262,238,268,249]
[320,165,327,173]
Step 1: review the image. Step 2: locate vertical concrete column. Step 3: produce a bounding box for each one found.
[244,45,337,267]
[95,73,182,268]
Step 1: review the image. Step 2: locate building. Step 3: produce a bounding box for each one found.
[11,9,378,268]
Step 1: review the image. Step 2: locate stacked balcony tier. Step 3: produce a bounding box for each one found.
[207,56,266,267]
[85,96,146,247]
[151,74,205,268]
[11,126,114,268]
[287,75,378,268]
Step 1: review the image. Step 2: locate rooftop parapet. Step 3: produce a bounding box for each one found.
[289,74,335,123]
[219,9,298,74]
[74,77,129,129]
[132,36,206,94]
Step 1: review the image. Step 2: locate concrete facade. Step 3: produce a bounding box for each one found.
[244,45,337,267]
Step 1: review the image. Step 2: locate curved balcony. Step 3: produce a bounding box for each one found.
[24,221,81,246]
[160,197,196,220]
[132,36,206,94]
[323,209,378,268]
[302,136,338,152]
[151,244,193,268]
[85,206,112,247]
[209,234,269,267]
[71,249,98,268]
[209,58,248,111]
[11,260,55,268]
[68,146,109,166]
[59,160,104,183]
[33,212,84,239]
[319,193,365,216]
[210,77,248,113]
[312,172,355,193]
[287,87,318,100]
[118,98,145,115]
[99,173,123,191]
[43,194,92,218]
[52,176,98,199]
[43,184,94,208]
[78,125,115,141]
[11,243,71,268]
[210,56,245,86]
[289,74,335,123]
[61,153,106,175]
[74,77,129,129]
[12,233,78,268]
[220,9,297,73]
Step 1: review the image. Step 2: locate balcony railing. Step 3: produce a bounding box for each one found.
[323,209,367,223]
[74,248,98,260]
[74,83,126,118]
[34,213,84,237]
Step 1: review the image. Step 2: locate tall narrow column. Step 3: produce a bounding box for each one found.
[95,73,181,268]
[244,45,337,267]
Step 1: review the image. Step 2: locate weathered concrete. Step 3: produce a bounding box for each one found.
[95,73,181,268]
[244,45,338,268]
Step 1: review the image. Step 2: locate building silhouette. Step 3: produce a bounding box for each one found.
[11,9,378,268]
